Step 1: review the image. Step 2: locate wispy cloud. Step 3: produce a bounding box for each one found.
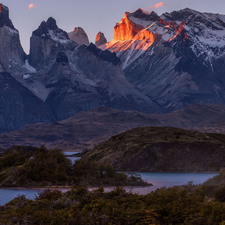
[152,2,167,9]
[28,4,38,10]
[141,2,167,14]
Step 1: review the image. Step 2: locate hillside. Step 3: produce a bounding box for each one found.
[82,126,225,172]
[1,104,225,151]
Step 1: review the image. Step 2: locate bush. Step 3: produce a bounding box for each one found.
[215,187,225,202]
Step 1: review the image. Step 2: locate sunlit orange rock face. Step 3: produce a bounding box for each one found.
[114,13,145,40]
[133,29,157,42]
[104,12,189,56]
[0,4,2,13]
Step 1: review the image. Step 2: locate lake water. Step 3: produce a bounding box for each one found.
[64,151,81,164]
[63,151,80,156]
[0,172,218,206]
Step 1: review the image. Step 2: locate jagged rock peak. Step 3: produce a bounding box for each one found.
[87,43,121,66]
[114,12,145,40]
[33,17,56,34]
[0,3,15,29]
[68,27,89,46]
[32,17,69,41]
[29,17,74,69]
[162,8,225,27]
[95,32,107,47]
[129,8,159,21]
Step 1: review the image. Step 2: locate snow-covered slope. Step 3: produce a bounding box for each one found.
[101,8,225,68]
[100,8,225,111]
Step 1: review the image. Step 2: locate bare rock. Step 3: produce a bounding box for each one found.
[0,4,26,74]
[95,32,107,47]
[68,27,89,46]
[29,17,77,70]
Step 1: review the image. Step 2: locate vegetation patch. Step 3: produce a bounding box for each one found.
[0,145,149,187]
[2,181,225,224]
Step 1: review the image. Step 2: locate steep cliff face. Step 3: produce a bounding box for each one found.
[29,17,77,70]
[0,71,55,133]
[95,32,107,47]
[68,27,89,46]
[114,12,145,40]
[101,10,162,68]
[0,4,26,74]
[42,44,161,120]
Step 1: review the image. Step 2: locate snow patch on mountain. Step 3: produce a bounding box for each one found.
[23,60,36,73]
[128,16,153,27]
[23,74,31,80]
[48,30,70,44]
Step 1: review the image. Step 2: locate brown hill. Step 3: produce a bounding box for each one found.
[0,104,225,151]
[82,126,225,172]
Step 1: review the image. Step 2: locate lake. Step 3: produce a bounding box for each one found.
[63,151,80,156]
[64,151,81,164]
[0,172,218,206]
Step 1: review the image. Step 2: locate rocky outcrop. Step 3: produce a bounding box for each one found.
[29,17,77,70]
[0,3,14,29]
[56,52,69,65]
[0,71,55,133]
[0,4,26,74]
[68,27,89,46]
[114,12,145,40]
[86,43,120,66]
[95,32,107,47]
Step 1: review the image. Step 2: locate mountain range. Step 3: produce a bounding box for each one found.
[0,3,225,134]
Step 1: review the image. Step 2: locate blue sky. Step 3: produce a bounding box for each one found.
[1,0,225,53]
